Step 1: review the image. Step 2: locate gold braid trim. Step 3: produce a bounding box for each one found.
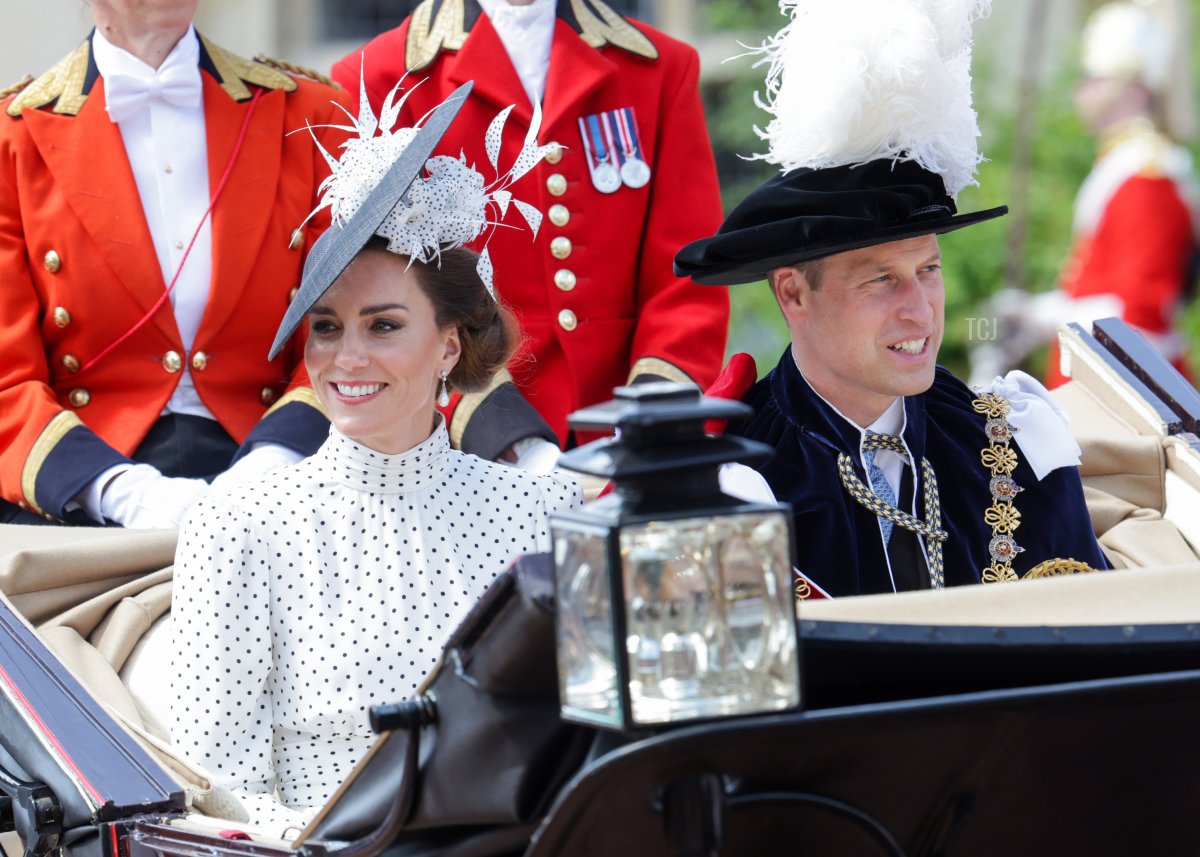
[6,42,90,118]
[569,0,658,59]
[449,368,513,449]
[200,35,296,101]
[628,356,695,387]
[254,55,340,89]
[405,0,471,72]
[21,411,84,516]
[837,432,947,589]
[0,75,34,104]
[263,386,325,419]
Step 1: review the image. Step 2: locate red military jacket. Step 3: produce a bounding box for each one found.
[1048,122,1197,387]
[333,0,729,457]
[0,35,349,520]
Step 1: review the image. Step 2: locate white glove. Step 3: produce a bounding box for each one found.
[208,443,304,496]
[96,463,208,529]
[507,436,561,475]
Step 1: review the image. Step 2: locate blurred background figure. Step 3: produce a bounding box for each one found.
[972,0,1199,387]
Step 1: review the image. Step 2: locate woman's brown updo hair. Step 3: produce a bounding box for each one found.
[405,245,518,393]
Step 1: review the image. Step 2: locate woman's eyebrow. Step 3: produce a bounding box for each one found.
[360,303,407,316]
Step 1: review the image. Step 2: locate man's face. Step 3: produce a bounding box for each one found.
[774,234,944,426]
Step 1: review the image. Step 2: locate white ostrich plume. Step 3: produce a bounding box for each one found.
[749,0,991,196]
[309,73,555,296]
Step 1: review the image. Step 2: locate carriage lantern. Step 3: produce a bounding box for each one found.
[550,382,800,732]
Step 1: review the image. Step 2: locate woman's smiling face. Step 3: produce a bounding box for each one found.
[305,250,460,454]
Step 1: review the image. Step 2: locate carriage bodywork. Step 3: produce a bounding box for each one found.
[3,318,1200,857]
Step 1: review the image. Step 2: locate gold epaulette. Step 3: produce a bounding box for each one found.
[254,54,340,89]
[405,0,657,72]
[200,35,297,100]
[567,0,657,59]
[6,42,90,118]
[0,75,34,103]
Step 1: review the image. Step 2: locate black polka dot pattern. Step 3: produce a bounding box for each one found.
[169,421,581,826]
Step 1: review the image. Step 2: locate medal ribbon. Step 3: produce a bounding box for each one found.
[615,108,638,160]
[586,114,610,166]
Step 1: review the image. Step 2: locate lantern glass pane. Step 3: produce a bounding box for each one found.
[620,511,799,724]
[552,522,622,726]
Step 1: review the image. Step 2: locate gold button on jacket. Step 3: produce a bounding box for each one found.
[52,307,71,328]
[261,386,277,405]
[544,143,564,165]
[162,351,183,373]
[557,309,578,331]
[61,354,79,373]
[554,269,576,291]
[191,351,208,372]
[550,236,572,260]
[43,250,61,273]
[67,388,90,408]
[546,173,567,197]
[548,204,570,227]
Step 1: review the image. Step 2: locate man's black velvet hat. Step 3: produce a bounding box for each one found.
[674,159,1007,286]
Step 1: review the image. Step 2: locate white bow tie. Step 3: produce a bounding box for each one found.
[105,63,202,124]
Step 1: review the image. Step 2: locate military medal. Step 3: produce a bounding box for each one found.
[580,114,621,194]
[614,108,651,189]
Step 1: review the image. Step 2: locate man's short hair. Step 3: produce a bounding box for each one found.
[771,258,826,294]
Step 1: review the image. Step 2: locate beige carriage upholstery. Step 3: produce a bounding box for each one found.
[1053,323,1200,569]
[0,525,248,823]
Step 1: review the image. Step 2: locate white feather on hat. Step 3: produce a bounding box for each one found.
[749,0,991,197]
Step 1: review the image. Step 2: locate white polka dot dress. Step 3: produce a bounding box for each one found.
[169,420,581,828]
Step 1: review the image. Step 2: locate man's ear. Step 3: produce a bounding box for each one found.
[770,266,809,323]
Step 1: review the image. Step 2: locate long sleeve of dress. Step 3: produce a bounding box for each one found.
[170,495,304,829]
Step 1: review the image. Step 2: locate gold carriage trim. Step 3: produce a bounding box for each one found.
[794,576,812,601]
[837,432,948,589]
[1023,558,1098,579]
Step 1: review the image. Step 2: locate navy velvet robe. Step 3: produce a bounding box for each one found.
[730,351,1110,597]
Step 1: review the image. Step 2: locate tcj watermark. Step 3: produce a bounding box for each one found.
[964,317,999,342]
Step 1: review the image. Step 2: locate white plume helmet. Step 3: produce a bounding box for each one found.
[749,0,991,197]
[1082,2,1173,91]
[308,69,555,297]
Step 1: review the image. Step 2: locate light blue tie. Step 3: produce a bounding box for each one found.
[864,434,896,545]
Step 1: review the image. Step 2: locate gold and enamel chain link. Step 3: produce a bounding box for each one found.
[972,392,1026,583]
[837,433,947,589]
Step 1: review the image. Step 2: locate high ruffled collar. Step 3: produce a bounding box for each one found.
[318,418,450,494]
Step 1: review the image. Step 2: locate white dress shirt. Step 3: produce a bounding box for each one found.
[478,0,556,106]
[92,26,214,420]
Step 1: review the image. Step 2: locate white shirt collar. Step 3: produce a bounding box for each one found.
[92,24,200,81]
